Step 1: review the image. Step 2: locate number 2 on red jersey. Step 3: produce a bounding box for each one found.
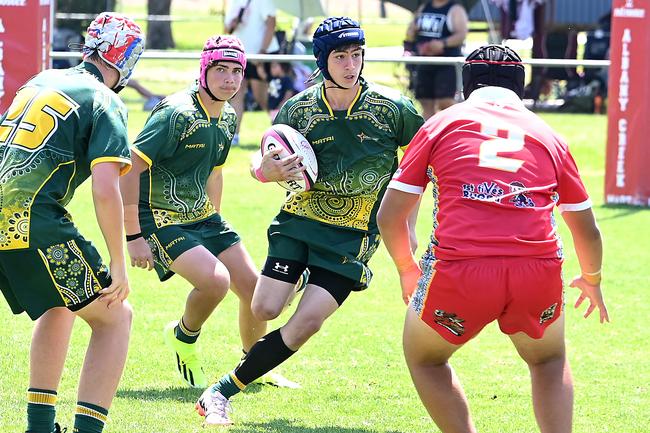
[478,123,525,173]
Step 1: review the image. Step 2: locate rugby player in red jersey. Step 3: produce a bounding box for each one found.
[378,45,609,433]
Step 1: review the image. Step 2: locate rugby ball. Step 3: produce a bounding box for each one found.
[260,124,318,192]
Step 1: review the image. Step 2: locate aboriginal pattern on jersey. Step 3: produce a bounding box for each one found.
[37,240,108,306]
[141,92,236,230]
[0,86,80,250]
[150,162,216,229]
[279,86,403,231]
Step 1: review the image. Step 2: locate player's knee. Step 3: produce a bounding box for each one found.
[202,272,230,300]
[291,315,324,343]
[523,349,567,367]
[251,299,282,321]
[87,300,133,331]
[117,301,134,331]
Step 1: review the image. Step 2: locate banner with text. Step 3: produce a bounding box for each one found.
[0,0,52,112]
[605,0,650,206]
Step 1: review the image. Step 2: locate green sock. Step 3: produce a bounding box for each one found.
[26,388,57,433]
[175,317,200,344]
[73,401,108,433]
[212,372,246,400]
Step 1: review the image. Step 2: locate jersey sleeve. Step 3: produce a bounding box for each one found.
[556,145,592,212]
[88,92,131,175]
[272,102,291,127]
[259,0,276,19]
[389,123,434,195]
[132,105,183,167]
[397,96,425,150]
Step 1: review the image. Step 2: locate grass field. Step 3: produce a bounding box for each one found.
[1,106,649,433]
[1,5,649,433]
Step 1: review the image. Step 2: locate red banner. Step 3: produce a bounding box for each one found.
[605,0,650,206]
[0,0,52,113]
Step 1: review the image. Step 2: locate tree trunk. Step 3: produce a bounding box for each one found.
[147,0,175,49]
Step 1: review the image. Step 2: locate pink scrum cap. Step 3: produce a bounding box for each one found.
[199,35,247,88]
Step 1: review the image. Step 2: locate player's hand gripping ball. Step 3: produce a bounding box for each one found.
[260,124,318,192]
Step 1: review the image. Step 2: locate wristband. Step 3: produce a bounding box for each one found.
[254,166,269,183]
[582,269,601,276]
[442,38,448,48]
[126,233,142,242]
[581,271,602,286]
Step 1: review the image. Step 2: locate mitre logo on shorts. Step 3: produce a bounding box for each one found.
[272,262,289,275]
[433,309,465,336]
[539,303,558,324]
[221,49,240,59]
[165,236,186,250]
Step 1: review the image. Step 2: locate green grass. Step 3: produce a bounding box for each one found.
[1,96,649,433]
[2,13,650,432]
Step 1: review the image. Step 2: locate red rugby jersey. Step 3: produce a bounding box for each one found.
[389,87,591,260]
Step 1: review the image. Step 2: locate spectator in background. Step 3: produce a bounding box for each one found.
[267,61,296,121]
[127,79,165,111]
[290,17,318,93]
[225,0,279,145]
[405,0,468,119]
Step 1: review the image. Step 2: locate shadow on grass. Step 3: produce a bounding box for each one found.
[233,419,403,433]
[115,381,270,402]
[598,204,647,220]
[116,386,201,402]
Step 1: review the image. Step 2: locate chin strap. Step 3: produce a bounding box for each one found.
[203,85,226,102]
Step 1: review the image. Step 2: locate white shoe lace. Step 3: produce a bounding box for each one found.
[203,391,232,425]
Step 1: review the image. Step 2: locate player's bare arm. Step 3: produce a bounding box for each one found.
[92,162,130,307]
[377,189,422,304]
[407,197,421,253]
[446,4,469,48]
[119,152,155,270]
[561,208,609,323]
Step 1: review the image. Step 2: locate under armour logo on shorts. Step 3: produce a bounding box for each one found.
[273,262,289,275]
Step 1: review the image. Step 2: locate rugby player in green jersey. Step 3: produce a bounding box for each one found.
[120,35,296,390]
[196,16,424,425]
[0,13,144,433]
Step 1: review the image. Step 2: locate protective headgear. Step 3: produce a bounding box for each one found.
[199,35,247,101]
[462,45,525,99]
[82,12,145,90]
[312,16,365,85]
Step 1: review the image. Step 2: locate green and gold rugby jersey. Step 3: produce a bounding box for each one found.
[273,79,424,233]
[133,83,236,233]
[0,63,131,250]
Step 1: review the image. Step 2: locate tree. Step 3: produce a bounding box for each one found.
[147,0,175,49]
[56,0,116,35]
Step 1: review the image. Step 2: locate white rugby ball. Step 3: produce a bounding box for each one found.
[260,124,318,192]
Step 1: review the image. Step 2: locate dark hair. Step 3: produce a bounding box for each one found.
[462,45,525,99]
[332,43,363,54]
[312,16,365,82]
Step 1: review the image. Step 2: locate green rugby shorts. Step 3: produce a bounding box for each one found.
[0,236,110,320]
[145,214,240,281]
[266,212,381,290]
